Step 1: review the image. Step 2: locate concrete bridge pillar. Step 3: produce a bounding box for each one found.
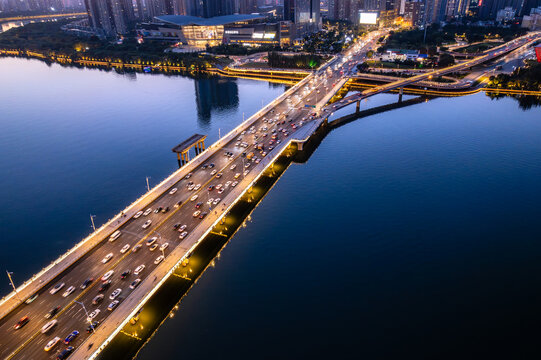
[356,100,360,113]
[398,87,403,103]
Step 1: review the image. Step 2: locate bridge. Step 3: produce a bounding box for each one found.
[0,29,539,360]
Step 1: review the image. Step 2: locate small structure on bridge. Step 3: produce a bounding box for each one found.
[172,134,207,166]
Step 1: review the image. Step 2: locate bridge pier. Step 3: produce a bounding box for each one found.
[356,100,360,113]
[398,87,403,103]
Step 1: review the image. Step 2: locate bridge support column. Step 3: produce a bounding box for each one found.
[398,87,403,103]
[356,100,360,113]
[297,142,303,151]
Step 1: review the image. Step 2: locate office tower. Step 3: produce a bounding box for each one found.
[237,0,258,13]
[404,0,425,25]
[284,0,321,36]
[85,0,135,35]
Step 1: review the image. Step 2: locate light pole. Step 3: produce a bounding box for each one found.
[146,177,151,192]
[75,301,95,332]
[6,271,22,302]
[90,214,96,232]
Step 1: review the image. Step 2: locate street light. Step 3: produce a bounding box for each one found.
[6,270,23,302]
[146,176,151,192]
[90,214,96,232]
[74,301,95,332]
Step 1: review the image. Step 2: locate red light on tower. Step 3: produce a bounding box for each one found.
[536,46,541,63]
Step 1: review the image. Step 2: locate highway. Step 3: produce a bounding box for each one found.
[0,31,382,360]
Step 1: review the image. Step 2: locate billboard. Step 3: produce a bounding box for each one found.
[359,12,378,25]
[536,46,541,63]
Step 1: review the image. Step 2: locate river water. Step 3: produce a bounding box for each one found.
[2,57,541,359]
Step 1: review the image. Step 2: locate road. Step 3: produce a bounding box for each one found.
[0,31,383,360]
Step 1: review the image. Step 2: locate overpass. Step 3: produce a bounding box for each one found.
[0,29,540,360]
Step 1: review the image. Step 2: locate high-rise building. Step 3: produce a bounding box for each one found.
[284,0,321,36]
[85,0,135,35]
[404,0,425,25]
[237,0,258,13]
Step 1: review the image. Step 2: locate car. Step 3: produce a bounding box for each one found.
[101,270,114,282]
[133,211,143,219]
[231,181,238,187]
[159,243,169,251]
[109,230,121,242]
[225,181,231,187]
[45,306,61,319]
[57,346,74,360]
[185,172,192,179]
[149,243,158,251]
[14,316,29,330]
[207,185,215,191]
[142,219,152,229]
[230,164,237,170]
[174,200,182,208]
[215,173,223,178]
[143,208,152,216]
[193,210,201,217]
[218,188,225,194]
[86,321,99,333]
[178,224,187,232]
[179,231,188,239]
[101,253,113,264]
[120,270,131,279]
[188,184,195,191]
[209,163,215,168]
[146,236,158,246]
[120,244,130,254]
[41,319,57,334]
[190,194,198,201]
[44,337,61,352]
[234,173,241,179]
[129,279,141,289]
[134,265,145,275]
[109,288,122,300]
[92,294,104,305]
[87,309,100,322]
[199,212,208,219]
[153,207,161,214]
[80,278,94,290]
[25,293,38,304]
[195,202,203,209]
[108,300,120,311]
[215,184,222,190]
[132,244,142,253]
[62,286,75,298]
[161,206,169,213]
[50,283,65,295]
[98,280,112,292]
[206,198,213,205]
[202,164,208,169]
[194,184,201,190]
[169,187,178,195]
[64,330,79,345]
[210,169,217,175]
[213,198,221,205]
[154,255,164,265]
[245,162,250,168]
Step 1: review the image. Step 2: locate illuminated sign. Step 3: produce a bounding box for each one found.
[252,33,264,39]
[359,12,378,25]
[225,30,239,34]
[536,46,541,63]
[264,33,275,39]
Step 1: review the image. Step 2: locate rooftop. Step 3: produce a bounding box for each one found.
[155,14,266,27]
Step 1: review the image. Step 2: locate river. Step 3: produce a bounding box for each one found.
[1,57,541,359]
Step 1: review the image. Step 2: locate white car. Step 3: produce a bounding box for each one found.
[225,181,232,187]
[44,337,61,352]
[154,255,164,265]
[169,187,178,195]
[101,270,114,282]
[193,210,201,217]
[101,253,113,264]
[109,288,122,300]
[213,198,221,205]
[142,220,152,229]
[49,282,65,295]
[41,320,57,334]
[188,184,195,191]
[178,224,187,232]
[230,164,236,170]
[120,244,130,254]
[87,309,100,322]
[143,208,152,216]
[62,286,75,298]
[179,231,188,239]
[207,198,214,205]
[190,195,198,201]
[134,265,145,275]
[231,181,238,187]
[194,184,201,190]
[210,170,217,175]
[133,211,143,219]
[108,300,120,311]
[159,243,169,251]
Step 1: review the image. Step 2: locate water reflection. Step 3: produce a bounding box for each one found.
[486,93,541,110]
[194,76,239,124]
